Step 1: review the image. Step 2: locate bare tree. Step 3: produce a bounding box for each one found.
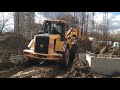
[79,12,90,37]
[0,12,13,35]
[35,12,43,23]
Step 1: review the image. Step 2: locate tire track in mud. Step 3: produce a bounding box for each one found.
[0,58,106,78]
[0,67,25,78]
[10,61,69,78]
[0,59,69,78]
[0,61,31,78]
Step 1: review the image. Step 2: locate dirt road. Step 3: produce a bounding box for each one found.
[0,58,107,78]
[0,61,69,78]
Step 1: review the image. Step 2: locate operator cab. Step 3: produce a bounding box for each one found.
[42,20,68,41]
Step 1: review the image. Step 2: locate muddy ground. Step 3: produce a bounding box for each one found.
[0,33,120,78]
[0,58,108,78]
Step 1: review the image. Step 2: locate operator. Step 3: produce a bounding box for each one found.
[51,27,61,34]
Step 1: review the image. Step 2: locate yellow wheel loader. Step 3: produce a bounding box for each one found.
[23,20,81,67]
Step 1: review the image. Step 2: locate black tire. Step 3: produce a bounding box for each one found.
[75,50,79,58]
[61,48,70,67]
[69,43,77,61]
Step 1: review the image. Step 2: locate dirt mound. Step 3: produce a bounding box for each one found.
[62,58,91,78]
[0,62,17,71]
[10,61,68,78]
[0,67,24,78]
[62,58,104,78]
[0,33,29,62]
[0,49,12,62]
[0,33,28,53]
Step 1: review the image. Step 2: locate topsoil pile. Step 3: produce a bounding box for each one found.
[0,33,29,70]
[62,58,104,78]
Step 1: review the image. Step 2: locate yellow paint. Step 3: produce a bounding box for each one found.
[69,41,73,49]
[48,38,54,54]
[55,41,64,51]
[31,40,34,49]
[23,49,62,60]
[48,34,60,54]
[28,39,33,48]
[50,34,60,39]
[28,39,35,50]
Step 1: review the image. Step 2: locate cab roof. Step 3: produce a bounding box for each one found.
[44,20,67,23]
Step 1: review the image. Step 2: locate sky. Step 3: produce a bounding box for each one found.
[35,12,120,32]
[1,12,120,33]
[0,12,14,32]
[111,12,120,15]
[94,12,120,32]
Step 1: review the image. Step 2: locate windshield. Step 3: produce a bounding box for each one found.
[43,21,63,34]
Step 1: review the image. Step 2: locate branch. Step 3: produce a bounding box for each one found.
[1,12,13,31]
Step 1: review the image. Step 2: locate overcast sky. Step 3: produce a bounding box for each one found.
[1,12,120,32]
[94,12,120,31]
[35,12,120,32]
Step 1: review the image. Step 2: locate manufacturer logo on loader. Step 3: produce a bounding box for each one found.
[40,44,43,48]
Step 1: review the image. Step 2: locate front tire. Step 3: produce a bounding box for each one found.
[61,48,70,67]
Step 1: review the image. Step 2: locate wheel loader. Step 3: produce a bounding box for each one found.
[23,20,81,67]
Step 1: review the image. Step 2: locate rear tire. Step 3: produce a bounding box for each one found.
[75,49,80,58]
[70,43,78,61]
